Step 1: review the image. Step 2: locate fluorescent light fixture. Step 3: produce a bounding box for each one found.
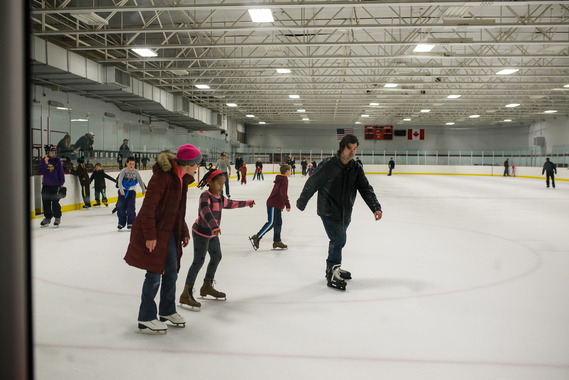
[354,121,362,124]
[302,118,310,121]
[564,84,569,88]
[246,114,255,118]
[504,119,512,122]
[384,83,398,88]
[71,119,89,122]
[403,118,411,121]
[505,103,520,108]
[469,114,480,118]
[447,95,461,99]
[70,12,108,26]
[276,68,291,74]
[369,102,380,106]
[496,69,519,75]
[132,48,158,57]
[420,109,431,113]
[288,94,300,99]
[248,9,274,23]
[259,121,266,124]
[226,103,238,107]
[56,107,70,111]
[413,44,436,52]
[446,122,455,125]
[195,84,210,89]
[297,109,306,113]
[360,114,370,118]
[544,110,557,113]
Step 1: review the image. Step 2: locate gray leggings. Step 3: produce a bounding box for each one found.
[184,231,222,287]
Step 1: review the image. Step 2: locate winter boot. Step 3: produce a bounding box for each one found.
[159,312,186,328]
[249,234,259,250]
[53,218,61,227]
[200,279,226,300]
[137,319,167,334]
[273,241,288,249]
[179,284,201,310]
[40,217,51,227]
[326,264,347,291]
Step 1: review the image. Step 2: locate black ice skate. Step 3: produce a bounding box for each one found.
[40,217,51,227]
[53,218,61,228]
[326,264,347,291]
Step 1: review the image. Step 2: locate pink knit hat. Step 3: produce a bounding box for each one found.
[176,144,202,166]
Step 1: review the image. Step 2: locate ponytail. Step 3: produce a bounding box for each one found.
[197,168,223,189]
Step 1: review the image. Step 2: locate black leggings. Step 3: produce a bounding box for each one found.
[184,231,222,287]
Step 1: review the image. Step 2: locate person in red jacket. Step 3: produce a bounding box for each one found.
[249,164,291,250]
[239,162,247,184]
[124,144,201,334]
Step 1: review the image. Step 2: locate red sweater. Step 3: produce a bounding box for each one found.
[266,175,290,210]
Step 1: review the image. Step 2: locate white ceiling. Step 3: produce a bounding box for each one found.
[31,0,569,129]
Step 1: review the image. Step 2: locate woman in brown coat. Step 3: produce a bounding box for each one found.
[124,144,202,334]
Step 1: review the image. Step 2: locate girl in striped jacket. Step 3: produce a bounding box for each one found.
[179,169,255,310]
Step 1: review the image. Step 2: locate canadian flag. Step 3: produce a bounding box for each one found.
[408,129,425,140]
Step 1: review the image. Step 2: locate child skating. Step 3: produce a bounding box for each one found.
[117,156,146,230]
[249,164,291,250]
[239,162,247,184]
[179,169,255,310]
[89,163,116,206]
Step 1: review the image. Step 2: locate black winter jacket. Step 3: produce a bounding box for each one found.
[296,155,381,225]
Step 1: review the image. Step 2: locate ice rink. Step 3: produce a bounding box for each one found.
[32,172,569,379]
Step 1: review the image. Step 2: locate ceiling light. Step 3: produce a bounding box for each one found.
[71,119,89,122]
[276,68,291,74]
[56,107,70,111]
[246,115,255,118]
[447,95,461,99]
[403,118,411,121]
[288,95,300,99]
[446,122,455,125]
[384,83,398,88]
[564,84,569,88]
[297,109,306,113]
[420,109,431,113]
[413,44,436,52]
[360,114,370,118]
[248,9,274,23]
[195,84,210,89]
[496,69,519,75]
[131,48,158,57]
[505,103,520,108]
[469,114,480,118]
[544,110,557,113]
[369,102,380,106]
[226,103,238,107]
[302,118,310,121]
[259,121,266,124]
[355,121,362,124]
[70,12,108,26]
[504,119,512,122]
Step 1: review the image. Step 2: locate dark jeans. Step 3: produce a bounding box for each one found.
[321,217,349,271]
[185,231,222,287]
[117,190,136,226]
[41,186,62,219]
[81,185,91,206]
[94,188,108,203]
[257,206,282,242]
[546,173,555,188]
[222,172,230,197]
[138,234,178,321]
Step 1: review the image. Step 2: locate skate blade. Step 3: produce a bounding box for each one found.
[161,321,186,328]
[248,237,259,251]
[179,303,201,312]
[136,326,167,335]
[199,295,227,301]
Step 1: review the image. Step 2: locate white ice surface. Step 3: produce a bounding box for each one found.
[32,174,569,379]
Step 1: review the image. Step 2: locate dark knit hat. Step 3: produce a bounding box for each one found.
[77,157,85,163]
[176,144,202,166]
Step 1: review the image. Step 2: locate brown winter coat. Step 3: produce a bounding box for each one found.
[124,152,194,274]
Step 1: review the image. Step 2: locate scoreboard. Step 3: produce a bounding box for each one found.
[364,125,393,140]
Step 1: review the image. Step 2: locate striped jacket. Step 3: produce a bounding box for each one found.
[192,190,254,238]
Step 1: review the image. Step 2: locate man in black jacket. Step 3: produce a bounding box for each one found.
[542,158,557,188]
[296,134,382,290]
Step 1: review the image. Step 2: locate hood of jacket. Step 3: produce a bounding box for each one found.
[154,152,177,173]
